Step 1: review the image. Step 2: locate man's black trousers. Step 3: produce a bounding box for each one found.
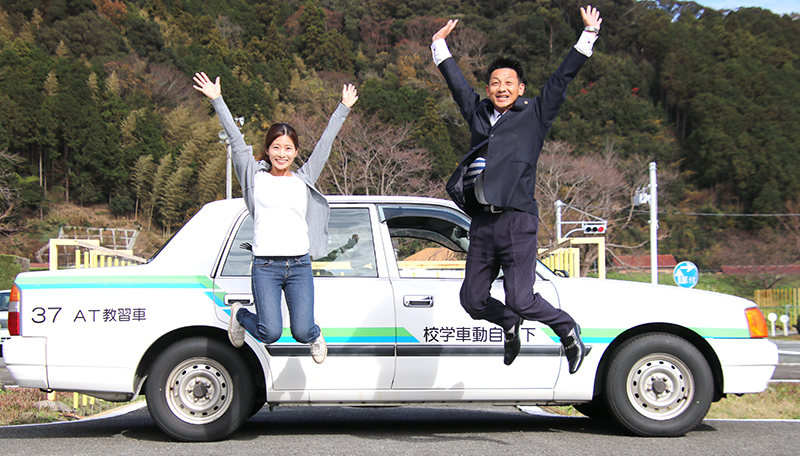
[460,209,576,338]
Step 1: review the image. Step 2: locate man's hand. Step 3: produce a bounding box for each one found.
[580,5,602,31]
[192,72,221,100]
[432,19,458,43]
[342,84,358,108]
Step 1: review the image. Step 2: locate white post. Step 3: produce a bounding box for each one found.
[649,162,658,285]
[555,200,563,239]
[226,143,232,200]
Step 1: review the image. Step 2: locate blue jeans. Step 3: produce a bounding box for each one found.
[237,254,320,344]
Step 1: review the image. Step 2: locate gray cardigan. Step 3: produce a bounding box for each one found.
[211,96,350,258]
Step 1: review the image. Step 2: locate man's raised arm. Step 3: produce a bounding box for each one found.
[431,19,458,66]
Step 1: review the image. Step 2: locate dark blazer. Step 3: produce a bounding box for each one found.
[441,47,588,217]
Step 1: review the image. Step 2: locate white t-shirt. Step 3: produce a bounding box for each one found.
[251,171,309,256]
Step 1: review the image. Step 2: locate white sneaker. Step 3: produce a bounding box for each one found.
[228,303,245,348]
[309,333,327,364]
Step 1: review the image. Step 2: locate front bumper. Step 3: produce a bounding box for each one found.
[707,338,778,394]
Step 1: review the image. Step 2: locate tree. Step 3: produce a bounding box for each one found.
[196,155,226,203]
[298,1,326,63]
[124,17,164,57]
[160,165,193,234]
[130,155,156,221]
[149,154,174,230]
[536,140,645,275]
[322,112,431,196]
[415,98,456,180]
[309,30,354,72]
[0,149,23,235]
[710,229,800,290]
[215,15,243,51]
[37,11,128,58]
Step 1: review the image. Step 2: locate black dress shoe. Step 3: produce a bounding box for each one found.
[561,324,585,374]
[503,319,522,365]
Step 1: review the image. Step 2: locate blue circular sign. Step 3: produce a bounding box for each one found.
[673,261,699,288]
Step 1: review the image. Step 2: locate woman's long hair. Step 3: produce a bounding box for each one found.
[256,123,300,162]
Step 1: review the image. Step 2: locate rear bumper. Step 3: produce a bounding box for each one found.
[707,338,778,394]
[3,336,48,389]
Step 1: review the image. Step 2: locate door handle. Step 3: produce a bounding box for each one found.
[225,294,253,306]
[404,295,433,307]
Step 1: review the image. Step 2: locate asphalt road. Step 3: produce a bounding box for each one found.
[0,402,798,455]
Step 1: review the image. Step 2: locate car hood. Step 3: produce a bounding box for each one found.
[552,277,758,340]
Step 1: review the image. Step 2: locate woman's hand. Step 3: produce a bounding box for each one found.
[192,72,221,100]
[580,5,602,31]
[342,84,358,108]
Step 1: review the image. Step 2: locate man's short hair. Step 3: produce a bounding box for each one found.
[485,57,525,85]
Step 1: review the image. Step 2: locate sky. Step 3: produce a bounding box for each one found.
[697,1,799,15]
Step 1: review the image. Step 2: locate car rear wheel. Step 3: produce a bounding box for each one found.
[603,333,713,436]
[145,337,255,441]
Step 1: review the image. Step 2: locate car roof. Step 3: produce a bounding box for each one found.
[325,195,460,209]
[204,195,463,213]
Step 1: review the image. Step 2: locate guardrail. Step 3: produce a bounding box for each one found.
[48,239,147,270]
[539,247,580,279]
[537,237,606,279]
[754,288,800,334]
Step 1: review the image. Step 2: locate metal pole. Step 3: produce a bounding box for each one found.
[649,162,658,284]
[555,200,563,239]
[226,143,232,200]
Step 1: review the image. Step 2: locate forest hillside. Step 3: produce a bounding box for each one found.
[1,0,799,277]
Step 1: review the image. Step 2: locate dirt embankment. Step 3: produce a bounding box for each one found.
[1,202,169,264]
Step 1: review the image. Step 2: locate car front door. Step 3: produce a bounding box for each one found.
[381,204,562,397]
[212,205,395,394]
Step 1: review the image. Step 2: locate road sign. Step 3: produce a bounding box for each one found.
[673,261,699,288]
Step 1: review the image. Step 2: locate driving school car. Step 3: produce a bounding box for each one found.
[4,196,777,441]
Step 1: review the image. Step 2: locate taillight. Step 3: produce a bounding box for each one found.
[9,284,20,336]
[745,306,768,338]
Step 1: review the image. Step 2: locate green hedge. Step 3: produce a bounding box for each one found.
[0,255,23,290]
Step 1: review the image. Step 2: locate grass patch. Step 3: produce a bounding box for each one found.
[551,382,800,420]
[706,382,800,420]
[0,387,143,426]
[595,271,766,300]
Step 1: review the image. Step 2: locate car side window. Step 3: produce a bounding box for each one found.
[220,208,377,278]
[380,205,470,279]
[312,208,377,277]
[221,215,254,276]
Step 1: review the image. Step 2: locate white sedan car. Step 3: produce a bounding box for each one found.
[0,289,9,368]
[4,196,777,441]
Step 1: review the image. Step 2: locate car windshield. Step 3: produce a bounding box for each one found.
[0,291,9,312]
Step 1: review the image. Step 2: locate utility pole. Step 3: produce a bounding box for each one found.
[632,162,659,284]
[218,117,245,200]
[649,162,658,285]
[555,200,564,239]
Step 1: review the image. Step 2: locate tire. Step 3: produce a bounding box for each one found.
[145,337,255,441]
[249,398,266,418]
[573,398,610,419]
[603,333,713,437]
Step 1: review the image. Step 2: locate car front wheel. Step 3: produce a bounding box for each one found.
[604,333,713,437]
[145,337,255,441]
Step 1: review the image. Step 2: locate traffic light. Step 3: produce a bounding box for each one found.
[582,221,607,235]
